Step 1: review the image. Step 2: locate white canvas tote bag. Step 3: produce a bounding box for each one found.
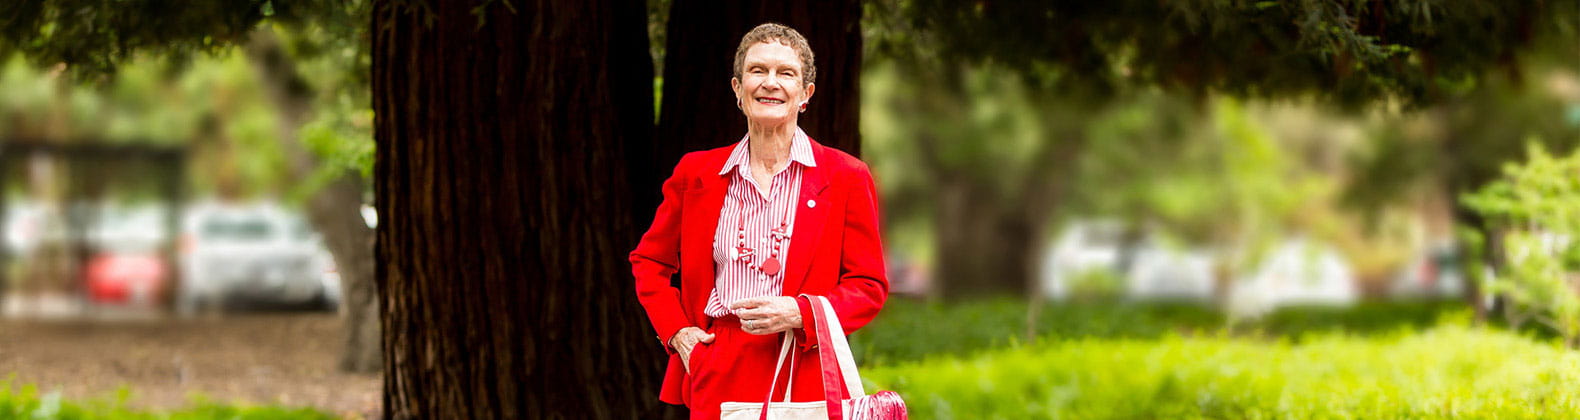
[718,295,907,420]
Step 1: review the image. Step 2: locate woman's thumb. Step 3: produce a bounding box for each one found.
[700,333,716,343]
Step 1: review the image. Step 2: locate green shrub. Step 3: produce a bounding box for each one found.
[1066,268,1125,301]
[864,324,1580,419]
[1461,141,1580,347]
[852,297,1465,366]
[1251,300,1466,340]
[0,382,336,420]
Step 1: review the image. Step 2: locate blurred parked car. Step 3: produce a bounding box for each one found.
[1039,220,1125,299]
[82,204,172,307]
[178,202,338,314]
[1125,241,1216,302]
[1040,219,1217,301]
[86,252,166,305]
[1228,237,1357,318]
[1389,241,1466,298]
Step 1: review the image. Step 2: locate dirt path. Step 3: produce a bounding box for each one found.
[0,314,380,418]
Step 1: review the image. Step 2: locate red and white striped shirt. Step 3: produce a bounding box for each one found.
[705,128,817,318]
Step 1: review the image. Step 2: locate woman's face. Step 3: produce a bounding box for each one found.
[732,41,814,127]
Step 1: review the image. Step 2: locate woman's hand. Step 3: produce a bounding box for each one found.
[669,326,715,373]
[729,296,803,335]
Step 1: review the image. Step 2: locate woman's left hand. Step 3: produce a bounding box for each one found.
[729,297,803,335]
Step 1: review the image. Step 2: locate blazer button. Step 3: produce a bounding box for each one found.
[807,199,816,208]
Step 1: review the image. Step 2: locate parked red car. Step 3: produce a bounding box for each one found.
[86,252,167,305]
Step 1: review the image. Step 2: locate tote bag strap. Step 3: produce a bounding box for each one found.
[803,294,867,420]
[756,332,797,420]
[811,295,866,397]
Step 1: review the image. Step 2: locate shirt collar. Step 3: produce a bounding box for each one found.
[718,127,818,175]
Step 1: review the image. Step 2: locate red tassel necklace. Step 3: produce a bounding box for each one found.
[732,194,792,277]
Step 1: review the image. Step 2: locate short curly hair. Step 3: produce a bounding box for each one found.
[732,23,816,87]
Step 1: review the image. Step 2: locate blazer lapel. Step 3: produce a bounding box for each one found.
[681,158,730,316]
[782,143,832,296]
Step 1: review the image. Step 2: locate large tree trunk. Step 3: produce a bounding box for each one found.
[933,178,1043,299]
[372,1,679,418]
[313,179,380,373]
[244,28,381,373]
[926,123,1085,301]
[643,0,863,215]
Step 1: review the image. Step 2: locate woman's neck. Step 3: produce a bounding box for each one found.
[747,122,796,171]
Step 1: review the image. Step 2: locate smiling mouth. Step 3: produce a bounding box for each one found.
[756,98,786,105]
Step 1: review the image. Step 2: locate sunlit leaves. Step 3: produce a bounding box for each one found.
[1463,142,1580,346]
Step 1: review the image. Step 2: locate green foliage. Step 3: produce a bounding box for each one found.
[0,382,335,420]
[851,297,1464,367]
[0,51,292,199]
[0,1,374,198]
[863,324,1580,419]
[853,298,1218,367]
[1099,98,1335,259]
[1462,142,1580,346]
[1343,64,1580,224]
[860,61,1078,265]
[1064,268,1124,301]
[862,62,1062,205]
[0,14,378,200]
[1253,301,1465,340]
[866,0,1580,107]
[270,8,373,181]
[0,0,363,81]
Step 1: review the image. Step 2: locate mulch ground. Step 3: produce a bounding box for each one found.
[0,313,381,418]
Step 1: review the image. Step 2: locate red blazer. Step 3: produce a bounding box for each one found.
[630,138,889,404]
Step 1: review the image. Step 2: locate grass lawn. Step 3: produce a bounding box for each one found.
[855,299,1579,419]
[864,325,1580,419]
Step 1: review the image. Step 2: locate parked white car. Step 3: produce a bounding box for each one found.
[177,202,337,314]
[1040,220,1217,301]
[1039,220,1126,299]
[1227,237,1357,318]
[1126,242,1217,301]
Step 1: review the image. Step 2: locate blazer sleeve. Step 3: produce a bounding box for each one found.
[823,162,890,334]
[630,155,697,352]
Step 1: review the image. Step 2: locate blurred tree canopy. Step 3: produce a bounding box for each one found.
[868,0,1578,107]
[863,0,1580,299]
[0,53,288,199]
[0,0,362,81]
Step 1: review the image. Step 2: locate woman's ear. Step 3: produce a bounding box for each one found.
[731,77,744,110]
[801,83,816,106]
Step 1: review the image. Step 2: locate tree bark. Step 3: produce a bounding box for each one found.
[244,28,382,373]
[933,177,1042,299]
[313,178,380,373]
[372,1,678,418]
[927,122,1086,300]
[644,0,863,216]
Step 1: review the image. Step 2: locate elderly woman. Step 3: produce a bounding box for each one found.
[630,23,889,419]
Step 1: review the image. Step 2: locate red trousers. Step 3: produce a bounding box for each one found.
[682,315,838,420]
